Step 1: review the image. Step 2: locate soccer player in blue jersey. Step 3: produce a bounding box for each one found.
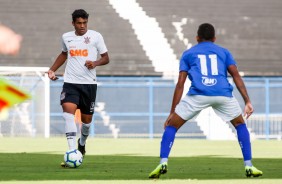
[149,23,263,178]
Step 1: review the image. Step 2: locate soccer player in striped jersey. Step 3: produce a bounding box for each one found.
[47,9,109,167]
[149,23,262,178]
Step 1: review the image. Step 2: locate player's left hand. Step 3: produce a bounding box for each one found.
[244,102,254,119]
[85,60,97,70]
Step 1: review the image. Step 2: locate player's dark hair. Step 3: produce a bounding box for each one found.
[72,9,89,22]
[197,23,215,41]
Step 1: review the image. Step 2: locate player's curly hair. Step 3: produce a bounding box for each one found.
[197,23,215,41]
[72,9,89,22]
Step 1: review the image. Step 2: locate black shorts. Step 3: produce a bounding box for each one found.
[60,82,97,115]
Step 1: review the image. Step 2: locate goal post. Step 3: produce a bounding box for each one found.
[0,66,50,138]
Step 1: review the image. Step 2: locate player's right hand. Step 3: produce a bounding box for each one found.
[47,70,58,81]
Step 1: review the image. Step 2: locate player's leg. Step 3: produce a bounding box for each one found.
[60,83,80,167]
[214,96,262,177]
[60,102,78,168]
[149,95,202,179]
[78,113,93,156]
[231,116,263,177]
[149,113,186,179]
[60,83,80,151]
[231,116,252,165]
[160,113,186,162]
[62,102,78,150]
[77,84,97,156]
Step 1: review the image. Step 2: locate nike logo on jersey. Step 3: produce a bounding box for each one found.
[67,40,73,42]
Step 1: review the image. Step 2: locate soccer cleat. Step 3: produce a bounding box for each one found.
[77,138,86,156]
[149,162,168,179]
[60,161,69,168]
[245,166,263,177]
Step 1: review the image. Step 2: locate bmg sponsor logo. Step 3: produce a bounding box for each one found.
[69,49,88,57]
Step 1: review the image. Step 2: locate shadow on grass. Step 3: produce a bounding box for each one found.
[0,153,280,180]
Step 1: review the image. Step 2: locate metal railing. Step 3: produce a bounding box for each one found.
[49,77,282,139]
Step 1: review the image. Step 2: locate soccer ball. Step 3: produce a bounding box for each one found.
[64,149,83,168]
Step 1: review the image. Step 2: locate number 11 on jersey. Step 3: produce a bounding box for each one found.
[198,54,218,76]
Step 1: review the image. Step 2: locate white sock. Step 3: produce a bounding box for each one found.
[244,160,252,167]
[63,112,77,150]
[160,158,168,164]
[80,122,91,146]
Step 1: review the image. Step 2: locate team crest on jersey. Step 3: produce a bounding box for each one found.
[84,37,90,44]
[202,77,217,86]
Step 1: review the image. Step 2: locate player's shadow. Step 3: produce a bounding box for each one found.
[0,153,281,180]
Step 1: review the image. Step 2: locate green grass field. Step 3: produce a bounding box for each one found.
[0,138,281,184]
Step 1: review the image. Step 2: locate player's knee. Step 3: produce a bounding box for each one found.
[166,117,184,130]
[231,115,245,127]
[81,115,93,124]
[167,113,186,130]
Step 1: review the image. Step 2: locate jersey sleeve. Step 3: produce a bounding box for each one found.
[61,35,67,52]
[225,49,237,67]
[96,33,108,54]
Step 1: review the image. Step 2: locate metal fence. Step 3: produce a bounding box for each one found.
[49,77,282,140]
[233,77,282,139]
[1,75,281,139]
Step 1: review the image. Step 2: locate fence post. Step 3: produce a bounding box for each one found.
[90,115,95,137]
[149,78,154,139]
[44,72,50,138]
[265,78,270,140]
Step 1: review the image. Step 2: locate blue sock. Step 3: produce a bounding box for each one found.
[235,124,252,162]
[160,126,177,160]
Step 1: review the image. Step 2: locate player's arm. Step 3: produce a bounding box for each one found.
[170,71,187,114]
[228,64,254,119]
[85,52,109,70]
[48,51,67,80]
[163,71,187,128]
[96,52,110,66]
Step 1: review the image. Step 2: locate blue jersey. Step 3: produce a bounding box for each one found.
[180,41,236,97]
